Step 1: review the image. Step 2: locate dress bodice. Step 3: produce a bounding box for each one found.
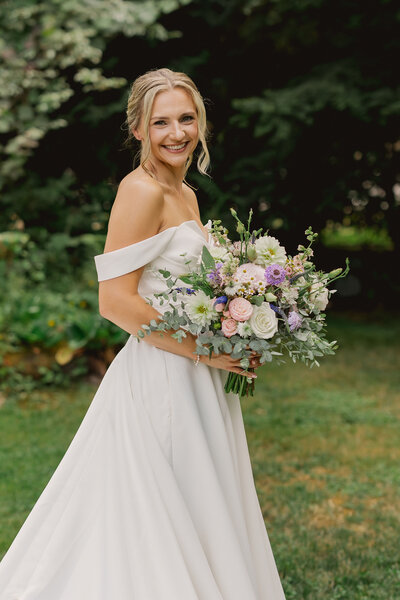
[94,219,211,309]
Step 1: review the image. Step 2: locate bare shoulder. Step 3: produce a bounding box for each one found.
[116,171,164,213]
[104,172,164,253]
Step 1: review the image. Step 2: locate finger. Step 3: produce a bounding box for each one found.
[229,356,261,369]
[235,357,260,367]
[230,367,257,378]
[249,358,261,368]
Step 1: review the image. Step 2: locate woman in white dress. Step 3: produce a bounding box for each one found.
[0,68,286,599]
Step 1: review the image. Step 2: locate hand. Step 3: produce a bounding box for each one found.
[200,348,262,378]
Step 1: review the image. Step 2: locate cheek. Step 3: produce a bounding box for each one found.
[188,122,199,141]
[149,130,163,146]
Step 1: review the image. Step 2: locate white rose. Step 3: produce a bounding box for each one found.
[254,235,287,267]
[249,302,279,339]
[309,283,329,311]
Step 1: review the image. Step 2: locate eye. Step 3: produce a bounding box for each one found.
[153,115,194,126]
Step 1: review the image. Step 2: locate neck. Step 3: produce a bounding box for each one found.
[144,155,187,195]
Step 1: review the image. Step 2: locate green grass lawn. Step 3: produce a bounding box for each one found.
[1,312,399,599]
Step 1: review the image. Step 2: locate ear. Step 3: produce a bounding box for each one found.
[132,128,142,141]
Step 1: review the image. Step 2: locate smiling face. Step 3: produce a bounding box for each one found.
[136,87,199,169]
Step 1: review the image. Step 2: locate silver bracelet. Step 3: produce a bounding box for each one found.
[193,354,200,366]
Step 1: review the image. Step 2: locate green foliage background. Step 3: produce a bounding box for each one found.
[1,0,399,383]
[1,4,399,596]
[2,0,399,238]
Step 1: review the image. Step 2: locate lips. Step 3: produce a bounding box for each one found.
[162,141,190,153]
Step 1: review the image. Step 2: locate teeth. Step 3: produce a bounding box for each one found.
[165,142,187,150]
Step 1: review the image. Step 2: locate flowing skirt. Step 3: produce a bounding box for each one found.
[0,335,286,599]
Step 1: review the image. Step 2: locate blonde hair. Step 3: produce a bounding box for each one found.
[125,68,211,182]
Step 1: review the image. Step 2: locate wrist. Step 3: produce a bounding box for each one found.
[193,352,207,366]
[198,353,209,365]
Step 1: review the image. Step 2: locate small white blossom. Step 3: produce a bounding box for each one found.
[184,290,218,326]
[237,320,254,338]
[280,284,299,305]
[209,246,230,261]
[254,235,287,267]
[224,285,237,296]
[309,283,329,311]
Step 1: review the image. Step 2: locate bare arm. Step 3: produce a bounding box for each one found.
[98,177,258,375]
[98,177,207,364]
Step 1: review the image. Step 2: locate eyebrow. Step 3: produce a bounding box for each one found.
[151,111,196,121]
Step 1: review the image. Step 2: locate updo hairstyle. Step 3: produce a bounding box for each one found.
[125,68,211,179]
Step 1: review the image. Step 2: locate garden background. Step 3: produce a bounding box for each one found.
[1,1,399,598]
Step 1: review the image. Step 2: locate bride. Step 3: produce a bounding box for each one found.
[0,68,286,599]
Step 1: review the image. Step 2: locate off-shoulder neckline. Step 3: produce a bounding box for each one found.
[157,219,208,242]
[98,219,208,257]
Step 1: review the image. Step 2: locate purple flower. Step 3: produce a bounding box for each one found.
[214,295,228,307]
[269,303,280,313]
[288,310,302,331]
[171,286,196,295]
[206,272,222,285]
[206,262,223,286]
[264,264,287,286]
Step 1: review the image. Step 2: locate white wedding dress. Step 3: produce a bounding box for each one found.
[0,219,286,600]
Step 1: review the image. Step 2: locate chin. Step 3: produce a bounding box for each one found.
[160,151,191,166]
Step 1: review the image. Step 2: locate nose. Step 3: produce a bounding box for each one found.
[170,121,185,141]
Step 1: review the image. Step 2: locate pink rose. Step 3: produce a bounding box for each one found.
[228,297,254,322]
[215,303,226,313]
[221,318,238,338]
[223,310,231,317]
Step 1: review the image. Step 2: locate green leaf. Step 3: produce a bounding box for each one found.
[179,275,193,284]
[250,295,264,306]
[201,245,215,270]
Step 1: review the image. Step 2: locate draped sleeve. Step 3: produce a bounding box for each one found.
[94,227,176,282]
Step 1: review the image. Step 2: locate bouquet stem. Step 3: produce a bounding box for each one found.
[225,371,255,398]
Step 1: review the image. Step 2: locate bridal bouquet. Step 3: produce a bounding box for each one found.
[135,209,349,398]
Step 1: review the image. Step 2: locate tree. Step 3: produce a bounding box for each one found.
[0,0,190,191]
[160,0,400,254]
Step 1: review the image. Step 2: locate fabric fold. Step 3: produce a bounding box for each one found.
[0,220,286,600]
[94,227,177,281]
